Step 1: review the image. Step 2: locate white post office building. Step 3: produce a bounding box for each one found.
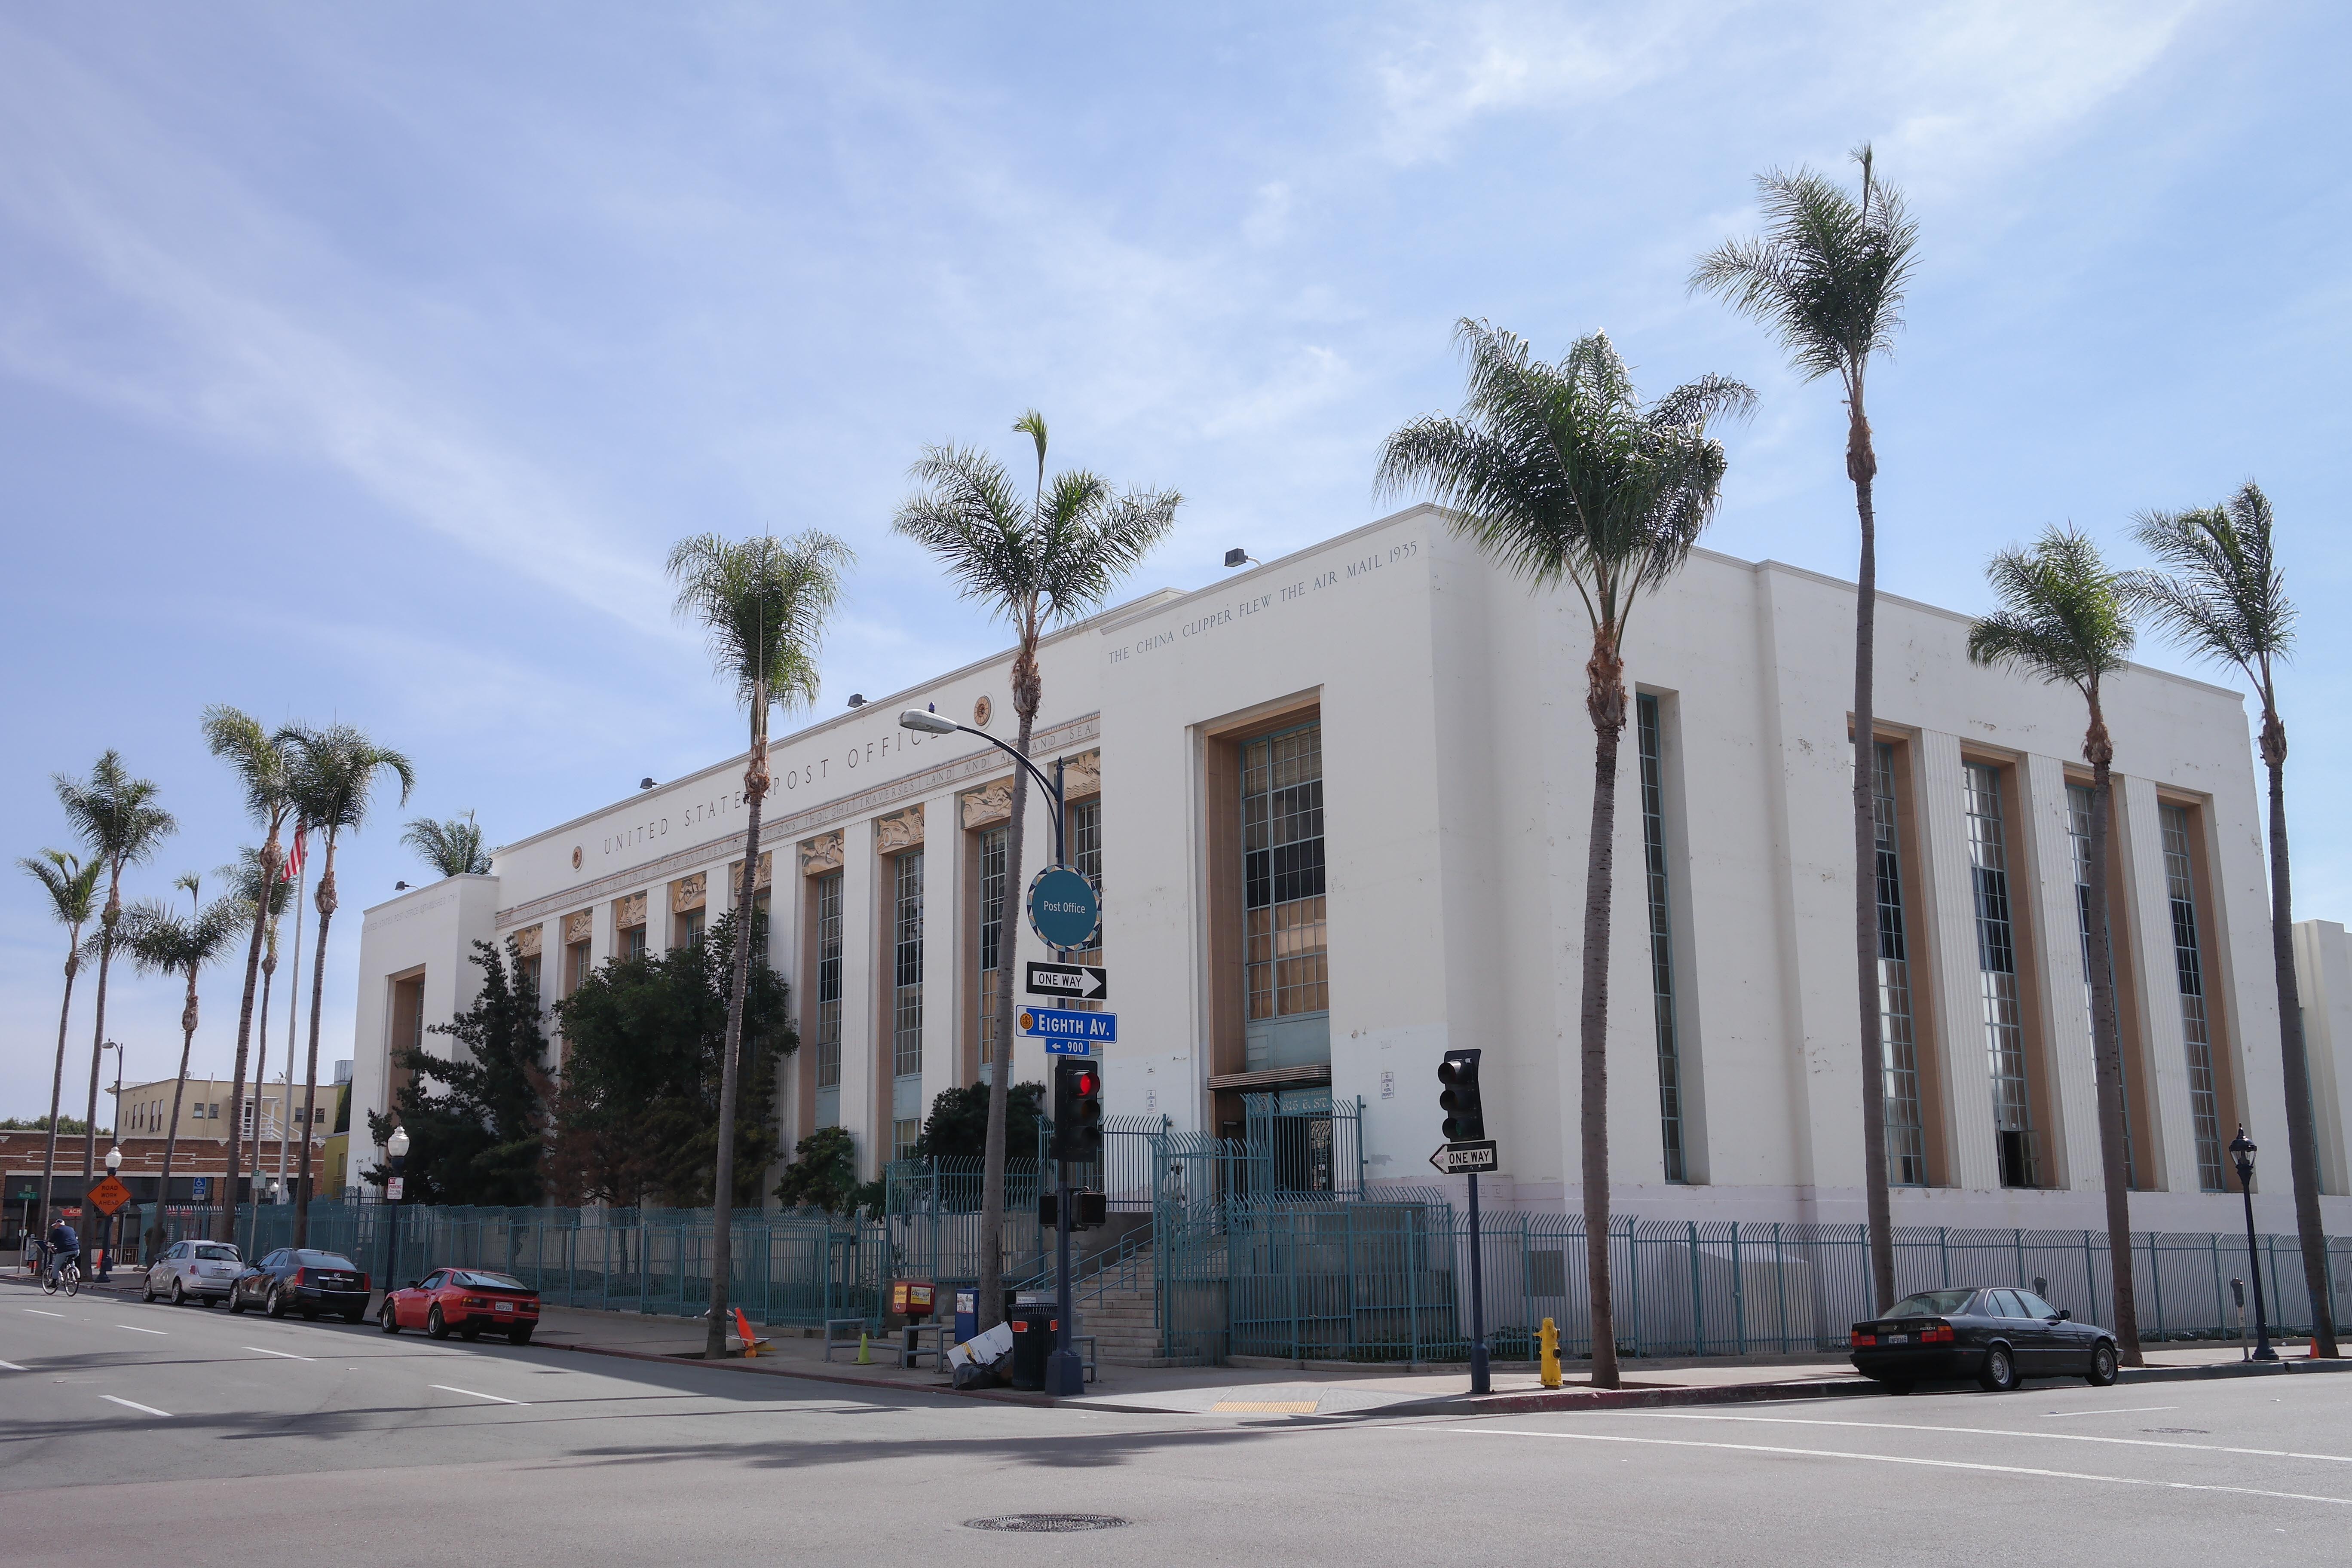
[350,505,2352,1234]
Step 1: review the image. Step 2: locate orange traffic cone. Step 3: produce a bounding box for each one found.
[734,1307,759,1357]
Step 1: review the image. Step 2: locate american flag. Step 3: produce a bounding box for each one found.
[281,827,306,884]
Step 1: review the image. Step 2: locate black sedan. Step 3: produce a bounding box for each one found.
[1850,1286,2119,1393]
[229,1248,372,1322]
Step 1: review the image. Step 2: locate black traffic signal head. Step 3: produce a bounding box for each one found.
[1438,1048,1485,1142]
[1053,1057,1105,1162]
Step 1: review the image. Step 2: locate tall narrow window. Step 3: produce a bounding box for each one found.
[1965,763,2041,1188]
[1243,723,1328,1071]
[891,848,924,1146]
[1068,797,1104,1010]
[1873,744,1929,1185]
[2161,803,2226,1190]
[977,827,1007,1081]
[814,870,843,1128]
[1637,695,1687,1183]
[2067,784,2136,1186]
[622,922,647,962]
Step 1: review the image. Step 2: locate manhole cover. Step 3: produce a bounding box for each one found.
[965,1514,1130,1534]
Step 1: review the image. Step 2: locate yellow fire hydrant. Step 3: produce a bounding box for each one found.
[1539,1317,1562,1389]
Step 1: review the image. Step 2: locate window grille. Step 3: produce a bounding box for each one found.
[977,827,1007,1078]
[2067,783,2137,1186]
[1243,723,1328,1069]
[1637,695,1687,1183]
[2161,803,2226,1190]
[1873,744,1929,1185]
[815,872,843,1125]
[1965,763,2041,1188]
[893,849,924,1080]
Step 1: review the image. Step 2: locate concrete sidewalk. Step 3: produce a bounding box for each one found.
[514,1298,2350,1417]
[49,1264,2345,1417]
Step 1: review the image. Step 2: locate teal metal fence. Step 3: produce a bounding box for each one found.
[1154,1198,2352,1365]
[200,1202,891,1328]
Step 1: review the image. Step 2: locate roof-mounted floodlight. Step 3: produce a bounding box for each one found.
[900,708,957,735]
[1224,548,1260,568]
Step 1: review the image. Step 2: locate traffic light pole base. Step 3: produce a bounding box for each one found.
[1044,1348,1085,1397]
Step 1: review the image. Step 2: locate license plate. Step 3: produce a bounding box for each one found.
[495,1301,513,1313]
[1885,1333,1910,1343]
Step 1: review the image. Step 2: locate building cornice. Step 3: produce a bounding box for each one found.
[494,711,1101,929]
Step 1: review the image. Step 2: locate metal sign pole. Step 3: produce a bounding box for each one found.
[1467,1171,1489,1395]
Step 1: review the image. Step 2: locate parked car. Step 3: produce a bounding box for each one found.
[379,1267,541,1344]
[1850,1286,2119,1393]
[229,1248,371,1322]
[141,1240,243,1306]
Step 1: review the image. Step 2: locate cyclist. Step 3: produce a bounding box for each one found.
[43,1219,80,1289]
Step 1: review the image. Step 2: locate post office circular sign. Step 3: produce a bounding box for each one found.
[1026,865,1100,951]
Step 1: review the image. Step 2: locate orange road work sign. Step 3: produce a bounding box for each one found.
[86,1176,132,1217]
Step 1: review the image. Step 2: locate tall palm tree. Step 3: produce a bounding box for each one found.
[1966,526,2144,1366]
[55,752,177,1191]
[2127,483,2337,1359]
[285,723,416,1245]
[222,845,294,1251]
[201,707,306,1243]
[402,812,492,878]
[21,849,103,1226]
[1692,145,1919,1309]
[667,529,852,1359]
[121,874,246,1257]
[1378,323,1750,1388]
[894,411,1179,1332]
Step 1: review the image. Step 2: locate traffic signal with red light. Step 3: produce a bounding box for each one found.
[1438,1048,1485,1142]
[1052,1057,1104,1163]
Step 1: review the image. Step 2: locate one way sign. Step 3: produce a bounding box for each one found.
[1025,960,1108,1001]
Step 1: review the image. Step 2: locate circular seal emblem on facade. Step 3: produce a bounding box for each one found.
[571,845,582,870]
[1026,864,1100,950]
[973,695,993,727]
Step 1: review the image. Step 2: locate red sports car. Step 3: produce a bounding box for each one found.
[379,1267,541,1344]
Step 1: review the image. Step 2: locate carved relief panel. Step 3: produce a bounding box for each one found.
[799,833,842,877]
[876,804,925,855]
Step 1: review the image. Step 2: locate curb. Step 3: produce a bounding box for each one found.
[547,1338,1059,1408]
[2119,1356,2352,1384]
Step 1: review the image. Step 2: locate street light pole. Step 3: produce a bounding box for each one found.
[102,1144,123,1280]
[382,1127,411,1308]
[2228,1126,2280,1363]
[905,708,1090,1396]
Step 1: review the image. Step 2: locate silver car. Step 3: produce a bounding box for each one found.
[142,1240,242,1306]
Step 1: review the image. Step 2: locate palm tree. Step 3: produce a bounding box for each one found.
[666,529,853,1359]
[1378,323,1750,1388]
[222,846,294,1252]
[893,410,1179,1331]
[403,812,492,878]
[1966,526,2144,1366]
[121,874,246,1257]
[1692,145,1919,1310]
[2127,483,2337,1360]
[201,707,306,1243]
[21,849,103,1226]
[55,752,177,1191]
[285,723,416,1244]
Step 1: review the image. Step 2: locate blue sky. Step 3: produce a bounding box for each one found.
[4,3,2346,1118]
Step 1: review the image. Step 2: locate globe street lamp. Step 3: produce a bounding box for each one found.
[2227,1127,2280,1363]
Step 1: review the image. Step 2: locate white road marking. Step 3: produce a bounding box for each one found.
[1446,1427,2352,1507]
[244,1346,314,1361]
[2040,1405,2174,1418]
[100,1395,172,1418]
[116,1325,168,1335]
[24,1309,64,1318]
[0,1359,26,1371]
[431,1384,526,1406]
[1643,1411,2352,1465]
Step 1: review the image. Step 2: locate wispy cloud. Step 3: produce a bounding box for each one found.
[0,21,662,628]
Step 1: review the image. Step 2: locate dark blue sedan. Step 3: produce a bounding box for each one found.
[1850,1286,2119,1393]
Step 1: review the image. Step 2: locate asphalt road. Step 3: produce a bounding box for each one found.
[5,1275,2347,1566]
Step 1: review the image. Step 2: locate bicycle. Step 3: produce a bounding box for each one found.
[40,1256,81,1298]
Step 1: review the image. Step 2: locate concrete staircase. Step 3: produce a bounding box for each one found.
[1084,1273,1165,1366]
